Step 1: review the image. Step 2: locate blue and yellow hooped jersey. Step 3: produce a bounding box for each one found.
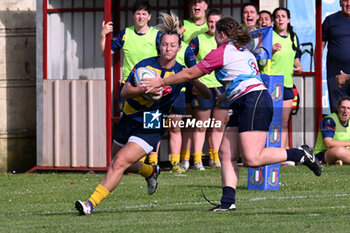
[123,56,189,122]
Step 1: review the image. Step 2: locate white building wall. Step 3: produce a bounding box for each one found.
[260,0,281,12]
[0,0,36,172]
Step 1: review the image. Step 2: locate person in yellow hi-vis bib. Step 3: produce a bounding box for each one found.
[188,8,228,170]
[100,1,162,165]
[100,1,161,83]
[314,96,350,165]
[181,0,208,44]
[258,10,273,29]
[260,7,303,149]
[241,3,259,31]
[163,12,197,173]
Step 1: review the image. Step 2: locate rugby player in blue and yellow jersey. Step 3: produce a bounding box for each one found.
[75,12,210,215]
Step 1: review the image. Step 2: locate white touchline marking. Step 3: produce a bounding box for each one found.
[248,193,350,202]
[1,193,349,217]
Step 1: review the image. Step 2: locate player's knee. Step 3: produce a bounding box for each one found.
[220,154,230,162]
[220,151,238,163]
[333,146,348,155]
[196,127,207,133]
[243,158,260,167]
[169,128,181,134]
[282,120,289,129]
[110,157,129,172]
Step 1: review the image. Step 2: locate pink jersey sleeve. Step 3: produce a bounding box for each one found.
[196,44,225,74]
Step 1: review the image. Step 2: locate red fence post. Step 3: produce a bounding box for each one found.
[315,0,323,133]
[104,0,112,167]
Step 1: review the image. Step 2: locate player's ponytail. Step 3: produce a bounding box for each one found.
[287,24,297,51]
[156,11,181,46]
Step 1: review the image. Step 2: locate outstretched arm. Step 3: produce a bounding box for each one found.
[141,65,205,93]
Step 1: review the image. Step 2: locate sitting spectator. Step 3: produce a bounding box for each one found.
[314,96,350,165]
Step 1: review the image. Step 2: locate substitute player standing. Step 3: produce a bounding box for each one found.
[101,1,162,165]
[188,8,228,170]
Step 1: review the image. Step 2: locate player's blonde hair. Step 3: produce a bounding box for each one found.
[156,11,181,45]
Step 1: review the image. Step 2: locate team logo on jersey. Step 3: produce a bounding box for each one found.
[270,125,281,144]
[162,86,172,97]
[143,110,162,129]
[248,59,259,75]
[268,168,279,186]
[271,83,282,101]
[250,168,264,185]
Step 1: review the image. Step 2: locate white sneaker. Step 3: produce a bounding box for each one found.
[146,165,161,195]
[210,159,221,168]
[208,203,236,212]
[75,200,93,215]
[194,162,205,171]
[181,160,190,171]
[213,161,221,169]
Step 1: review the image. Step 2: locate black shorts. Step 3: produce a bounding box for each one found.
[283,87,295,100]
[113,115,165,153]
[227,90,273,133]
[171,91,186,115]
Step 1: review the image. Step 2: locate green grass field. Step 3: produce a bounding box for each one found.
[1,165,350,233]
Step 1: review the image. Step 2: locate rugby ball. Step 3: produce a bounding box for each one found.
[134,67,162,100]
